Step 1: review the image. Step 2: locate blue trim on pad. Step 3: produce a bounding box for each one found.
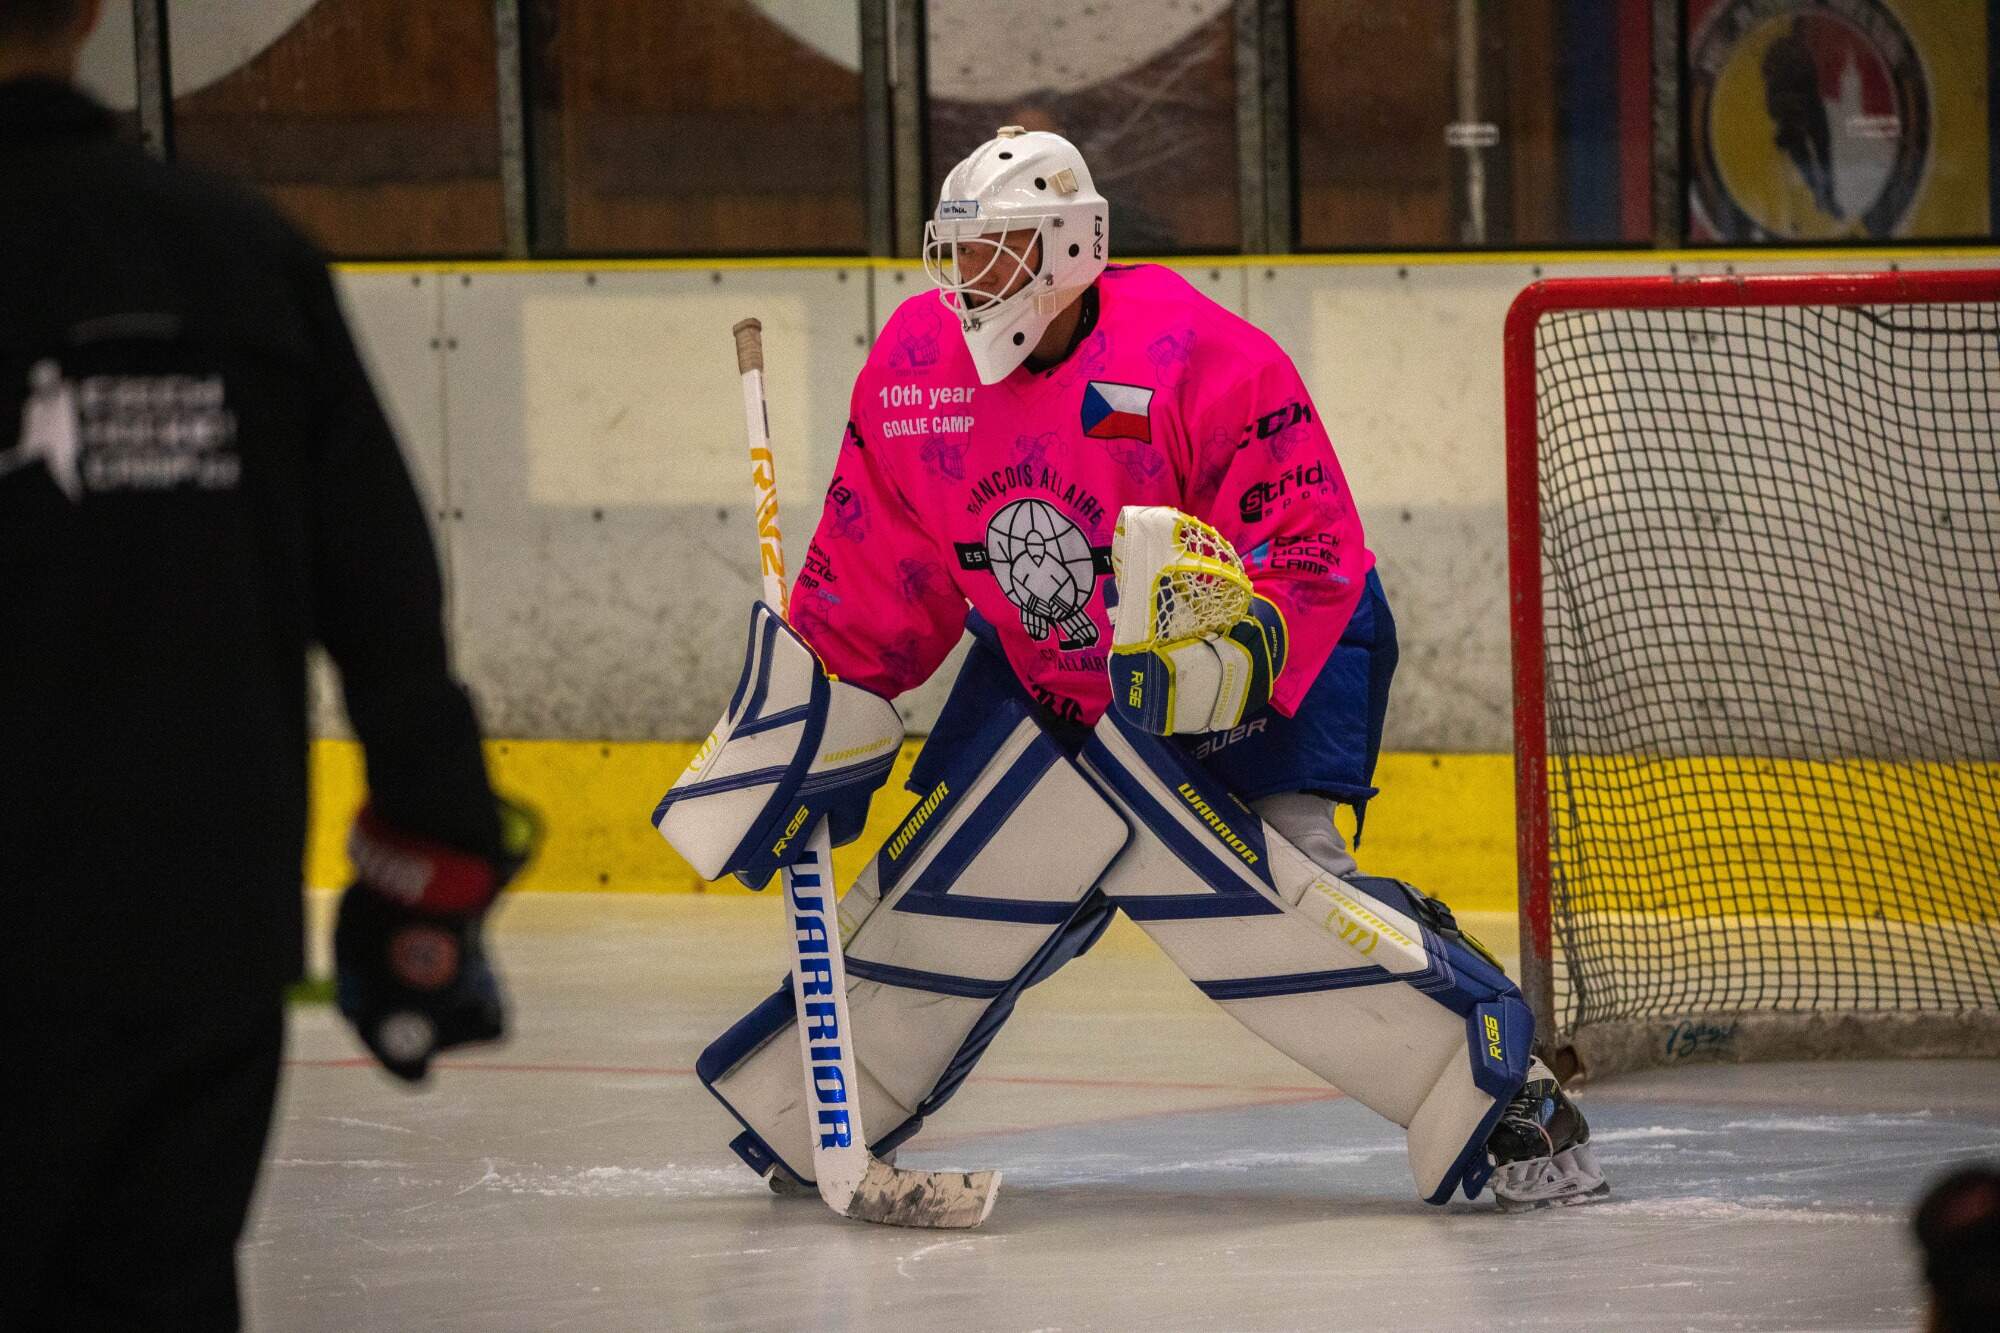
[742,611,781,723]
[1197,966,1398,1001]
[895,739,1056,899]
[658,763,789,805]
[1117,894,1282,920]
[734,704,812,738]
[724,611,761,721]
[695,980,799,1180]
[798,753,898,795]
[893,894,1077,924]
[1105,713,1274,886]
[1083,736,1277,910]
[882,705,1032,895]
[844,957,1011,1000]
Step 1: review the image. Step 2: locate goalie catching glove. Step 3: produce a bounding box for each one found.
[335,798,540,1082]
[1108,505,1287,735]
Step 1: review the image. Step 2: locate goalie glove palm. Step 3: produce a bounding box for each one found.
[1108,505,1288,735]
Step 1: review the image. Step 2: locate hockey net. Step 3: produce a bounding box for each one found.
[1505,270,2000,1080]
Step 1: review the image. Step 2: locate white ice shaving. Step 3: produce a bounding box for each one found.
[1720,1113,1938,1133]
[1594,1197,1901,1226]
[483,1164,765,1200]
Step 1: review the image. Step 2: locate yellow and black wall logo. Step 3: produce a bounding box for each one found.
[1688,0,1990,241]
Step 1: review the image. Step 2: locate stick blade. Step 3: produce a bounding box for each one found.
[832,1158,1001,1230]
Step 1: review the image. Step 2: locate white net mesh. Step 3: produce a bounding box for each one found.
[1519,279,2000,1074]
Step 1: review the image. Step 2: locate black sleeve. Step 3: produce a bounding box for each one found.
[296,253,503,860]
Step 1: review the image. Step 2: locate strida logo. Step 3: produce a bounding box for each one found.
[1238,461,1327,523]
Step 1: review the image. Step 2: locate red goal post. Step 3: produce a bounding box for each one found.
[1504,269,2000,1081]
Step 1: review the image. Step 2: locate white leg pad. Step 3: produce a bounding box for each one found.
[1079,713,1532,1203]
[699,703,1130,1183]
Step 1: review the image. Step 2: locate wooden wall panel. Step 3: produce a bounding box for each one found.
[541,1,866,255]
[1295,0,1580,249]
[925,13,1241,254]
[172,0,503,257]
[1503,0,1563,244]
[1294,5,1457,248]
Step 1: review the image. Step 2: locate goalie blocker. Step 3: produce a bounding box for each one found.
[692,619,1531,1204]
[652,602,904,889]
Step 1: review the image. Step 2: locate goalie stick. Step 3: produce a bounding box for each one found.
[729,318,1001,1229]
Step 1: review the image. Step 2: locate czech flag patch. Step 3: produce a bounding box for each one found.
[1080,381,1154,443]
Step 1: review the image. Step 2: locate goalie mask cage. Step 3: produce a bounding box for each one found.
[1505,269,2000,1081]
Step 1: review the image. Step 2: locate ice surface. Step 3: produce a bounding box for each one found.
[245,894,2000,1331]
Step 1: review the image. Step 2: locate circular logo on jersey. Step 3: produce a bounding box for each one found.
[1689,0,1930,241]
[985,498,1102,649]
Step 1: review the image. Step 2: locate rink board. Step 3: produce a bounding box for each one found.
[306,741,1994,926]
[329,250,2000,754]
[304,739,1519,908]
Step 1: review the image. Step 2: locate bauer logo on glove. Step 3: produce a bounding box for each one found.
[1107,505,1288,735]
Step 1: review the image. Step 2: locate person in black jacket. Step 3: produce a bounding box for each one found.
[0,2,533,1326]
[1915,1165,2000,1333]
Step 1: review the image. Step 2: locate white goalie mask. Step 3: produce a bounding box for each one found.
[922,127,1110,384]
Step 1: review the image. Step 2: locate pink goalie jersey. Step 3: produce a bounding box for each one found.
[791,263,1373,727]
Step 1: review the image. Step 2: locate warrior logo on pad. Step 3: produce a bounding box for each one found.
[1081,381,1154,443]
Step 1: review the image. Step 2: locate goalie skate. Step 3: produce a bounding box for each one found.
[767,1167,812,1199]
[1486,1059,1611,1212]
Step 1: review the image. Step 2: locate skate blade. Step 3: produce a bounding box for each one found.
[767,1169,815,1198]
[1495,1179,1612,1214]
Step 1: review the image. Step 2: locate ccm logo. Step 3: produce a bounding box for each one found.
[771,804,810,857]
